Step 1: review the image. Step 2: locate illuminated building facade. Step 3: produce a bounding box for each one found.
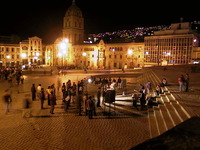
[144,22,200,65]
[0,36,45,68]
[1,1,200,69]
[48,0,144,69]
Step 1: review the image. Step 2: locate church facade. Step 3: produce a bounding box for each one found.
[46,0,144,69]
[1,0,200,69]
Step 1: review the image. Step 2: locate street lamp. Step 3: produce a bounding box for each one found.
[58,38,69,66]
[82,52,87,69]
[128,49,133,68]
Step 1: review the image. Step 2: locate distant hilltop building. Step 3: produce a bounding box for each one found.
[144,22,200,65]
[0,1,200,69]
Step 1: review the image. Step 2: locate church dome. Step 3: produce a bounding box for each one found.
[65,0,82,17]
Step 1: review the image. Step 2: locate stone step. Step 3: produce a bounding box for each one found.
[164,103,182,126]
[160,95,170,103]
[153,106,167,135]
[171,102,191,120]
[165,93,176,102]
[156,96,164,104]
[148,110,160,138]
[159,104,174,130]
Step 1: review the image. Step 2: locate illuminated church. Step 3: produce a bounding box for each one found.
[46,0,144,69]
[0,0,200,68]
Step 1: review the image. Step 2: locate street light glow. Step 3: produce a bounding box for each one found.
[82,52,86,56]
[128,49,133,55]
[21,53,27,58]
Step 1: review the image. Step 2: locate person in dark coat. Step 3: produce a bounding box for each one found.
[132,93,139,110]
[140,90,146,111]
[31,84,36,101]
[50,91,56,114]
[2,89,12,114]
[86,96,95,119]
[96,87,101,107]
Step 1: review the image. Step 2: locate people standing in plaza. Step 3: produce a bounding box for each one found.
[71,82,77,103]
[61,83,66,101]
[20,75,24,84]
[2,89,12,114]
[50,91,56,114]
[132,93,139,110]
[39,88,46,109]
[178,75,185,92]
[117,77,122,89]
[46,86,52,106]
[7,73,13,88]
[145,81,152,94]
[96,87,101,107]
[22,94,32,118]
[155,85,162,96]
[140,89,146,111]
[86,96,95,119]
[37,84,42,100]
[31,84,36,101]
[185,73,190,92]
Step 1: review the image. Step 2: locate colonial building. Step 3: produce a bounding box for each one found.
[1,1,200,69]
[48,0,144,69]
[0,36,45,68]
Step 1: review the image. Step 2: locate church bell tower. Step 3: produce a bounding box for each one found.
[63,0,84,44]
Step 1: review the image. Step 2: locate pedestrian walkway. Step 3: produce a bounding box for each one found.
[0,65,199,150]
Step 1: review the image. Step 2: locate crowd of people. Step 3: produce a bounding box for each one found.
[1,66,191,118]
[0,68,25,87]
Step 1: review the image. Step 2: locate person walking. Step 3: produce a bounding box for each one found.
[2,89,12,114]
[31,84,36,101]
[49,91,56,114]
[86,96,95,119]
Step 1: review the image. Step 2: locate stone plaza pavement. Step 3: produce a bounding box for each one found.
[0,71,149,150]
[0,66,199,150]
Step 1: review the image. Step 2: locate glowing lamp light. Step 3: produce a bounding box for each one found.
[36,52,40,57]
[21,53,27,58]
[88,78,92,83]
[58,52,63,58]
[82,52,87,56]
[6,55,10,59]
[128,49,133,55]
[59,38,69,51]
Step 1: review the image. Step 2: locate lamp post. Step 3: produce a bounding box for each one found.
[82,52,87,71]
[58,39,69,67]
[128,49,133,68]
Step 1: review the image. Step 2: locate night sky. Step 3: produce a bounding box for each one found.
[0,0,199,43]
